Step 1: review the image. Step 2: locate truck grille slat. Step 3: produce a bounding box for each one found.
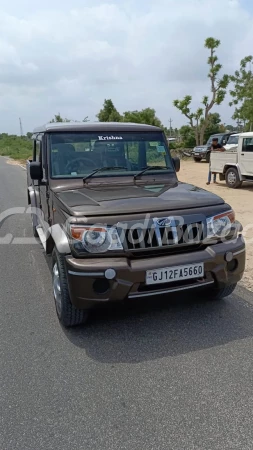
[121,220,205,252]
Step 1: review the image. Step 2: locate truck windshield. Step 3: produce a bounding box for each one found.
[49,132,174,178]
[227,135,239,145]
[206,135,223,146]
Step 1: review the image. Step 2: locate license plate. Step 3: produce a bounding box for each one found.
[146,263,204,285]
[194,152,200,155]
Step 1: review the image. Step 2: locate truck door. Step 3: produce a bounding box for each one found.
[239,137,253,175]
[31,139,41,219]
[37,135,50,230]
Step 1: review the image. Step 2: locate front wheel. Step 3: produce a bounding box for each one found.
[52,248,89,327]
[194,157,201,162]
[31,214,39,238]
[225,168,242,189]
[205,152,210,163]
[207,283,237,300]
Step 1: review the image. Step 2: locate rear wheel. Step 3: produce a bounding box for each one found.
[207,283,237,300]
[225,168,242,189]
[52,248,89,327]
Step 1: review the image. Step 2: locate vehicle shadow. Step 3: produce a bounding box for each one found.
[62,288,253,364]
[215,181,253,192]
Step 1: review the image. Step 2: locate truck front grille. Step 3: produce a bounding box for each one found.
[120,220,205,252]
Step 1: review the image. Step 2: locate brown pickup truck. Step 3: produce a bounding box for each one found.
[27,122,245,327]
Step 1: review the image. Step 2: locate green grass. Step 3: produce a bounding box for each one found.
[0,134,33,161]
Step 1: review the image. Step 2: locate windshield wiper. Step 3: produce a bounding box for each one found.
[83,166,128,183]
[134,166,171,181]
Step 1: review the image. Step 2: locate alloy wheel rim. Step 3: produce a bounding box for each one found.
[228,171,236,185]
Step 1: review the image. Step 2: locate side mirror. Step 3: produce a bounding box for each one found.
[30,161,43,180]
[172,157,180,172]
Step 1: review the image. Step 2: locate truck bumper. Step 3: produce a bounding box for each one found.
[193,151,207,161]
[65,236,246,309]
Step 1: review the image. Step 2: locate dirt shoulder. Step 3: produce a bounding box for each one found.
[6,159,27,167]
[180,160,253,291]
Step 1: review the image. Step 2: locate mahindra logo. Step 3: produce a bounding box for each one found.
[155,217,173,227]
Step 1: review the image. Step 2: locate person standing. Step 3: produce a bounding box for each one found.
[206,138,225,185]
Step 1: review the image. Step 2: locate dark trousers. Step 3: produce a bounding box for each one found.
[208,161,216,183]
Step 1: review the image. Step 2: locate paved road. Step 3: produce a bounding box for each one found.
[1,156,253,450]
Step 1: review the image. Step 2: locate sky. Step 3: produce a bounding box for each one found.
[0,0,252,134]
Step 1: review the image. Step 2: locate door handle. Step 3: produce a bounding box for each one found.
[241,153,244,156]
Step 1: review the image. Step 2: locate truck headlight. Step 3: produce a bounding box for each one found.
[206,210,235,239]
[69,225,123,253]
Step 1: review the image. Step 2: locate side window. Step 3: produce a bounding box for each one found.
[36,140,41,161]
[36,138,47,179]
[41,137,47,179]
[243,138,253,152]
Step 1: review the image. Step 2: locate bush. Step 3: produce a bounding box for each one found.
[0,134,33,160]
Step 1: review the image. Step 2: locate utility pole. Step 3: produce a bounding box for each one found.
[19,118,24,136]
[169,118,173,137]
[236,118,242,131]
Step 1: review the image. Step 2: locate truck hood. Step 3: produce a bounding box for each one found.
[54,181,224,217]
[224,144,238,151]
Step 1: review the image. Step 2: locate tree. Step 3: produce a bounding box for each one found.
[225,124,238,132]
[96,100,164,127]
[26,132,33,139]
[179,125,196,147]
[203,112,222,142]
[173,96,203,145]
[96,99,122,122]
[50,113,71,123]
[122,107,162,127]
[229,55,253,131]
[173,37,229,145]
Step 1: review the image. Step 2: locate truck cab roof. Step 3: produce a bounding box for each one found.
[32,122,162,135]
[237,132,253,137]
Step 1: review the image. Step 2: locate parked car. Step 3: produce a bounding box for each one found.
[210,131,253,188]
[193,132,236,163]
[27,122,245,327]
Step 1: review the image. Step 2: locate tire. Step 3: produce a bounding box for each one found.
[207,283,237,300]
[194,157,201,162]
[225,168,242,189]
[31,214,39,238]
[52,248,89,327]
[33,225,39,238]
[205,152,210,163]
